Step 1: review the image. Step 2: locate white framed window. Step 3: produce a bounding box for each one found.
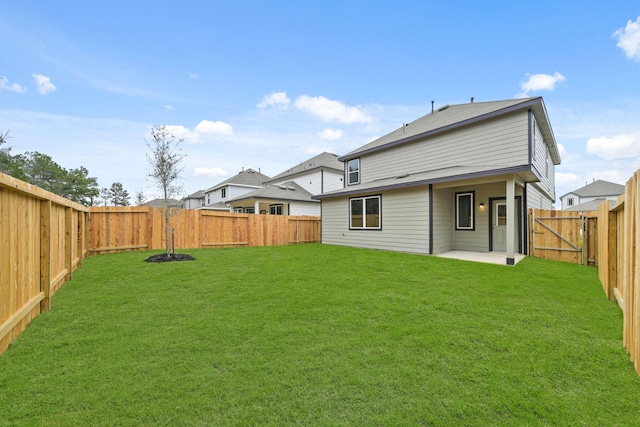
[567,197,574,207]
[244,207,255,214]
[455,191,474,230]
[221,187,227,198]
[349,195,381,229]
[233,207,243,213]
[269,204,283,215]
[545,150,549,177]
[347,158,360,185]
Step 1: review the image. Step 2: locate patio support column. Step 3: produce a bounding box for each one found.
[254,201,260,214]
[506,176,515,265]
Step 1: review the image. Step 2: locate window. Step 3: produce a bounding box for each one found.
[244,207,255,214]
[233,207,243,213]
[455,192,474,230]
[545,150,549,177]
[221,187,227,198]
[347,158,360,185]
[349,195,380,229]
[567,197,574,207]
[269,204,283,215]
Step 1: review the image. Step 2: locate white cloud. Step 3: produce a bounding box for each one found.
[0,77,27,93]
[194,167,228,177]
[164,125,197,141]
[555,172,583,189]
[189,72,199,79]
[295,95,373,124]
[165,105,173,111]
[257,91,291,110]
[517,72,565,97]
[613,16,640,62]
[319,128,343,140]
[32,74,57,95]
[586,132,640,160]
[195,120,233,136]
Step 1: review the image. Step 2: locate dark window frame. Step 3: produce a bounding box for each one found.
[349,194,381,230]
[455,191,475,231]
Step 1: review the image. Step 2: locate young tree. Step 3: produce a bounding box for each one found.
[109,182,130,206]
[134,188,146,206]
[146,125,186,258]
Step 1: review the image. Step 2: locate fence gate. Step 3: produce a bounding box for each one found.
[528,209,597,266]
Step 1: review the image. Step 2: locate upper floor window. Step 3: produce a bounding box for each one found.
[567,197,574,207]
[347,158,360,185]
[221,187,227,198]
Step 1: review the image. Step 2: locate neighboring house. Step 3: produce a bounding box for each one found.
[142,198,183,208]
[314,97,560,265]
[227,152,344,216]
[197,168,271,212]
[560,179,624,211]
[183,190,205,209]
[227,181,319,215]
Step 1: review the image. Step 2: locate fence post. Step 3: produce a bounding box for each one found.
[40,200,51,313]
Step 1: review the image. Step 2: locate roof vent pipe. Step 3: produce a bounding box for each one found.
[471,97,474,103]
[431,100,434,113]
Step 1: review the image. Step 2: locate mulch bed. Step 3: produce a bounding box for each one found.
[144,253,196,263]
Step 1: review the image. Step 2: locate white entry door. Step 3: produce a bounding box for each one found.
[492,201,507,251]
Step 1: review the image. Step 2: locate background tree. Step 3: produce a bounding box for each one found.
[146,125,186,258]
[108,182,130,206]
[0,130,27,180]
[62,166,100,206]
[134,188,146,206]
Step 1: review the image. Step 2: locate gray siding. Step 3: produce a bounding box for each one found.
[431,187,452,253]
[531,119,555,200]
[321,187,430,254]
[289,201,321,216]
[359,112,529,184]
[527,183,554,210]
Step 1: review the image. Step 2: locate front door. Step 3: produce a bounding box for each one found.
[492,201,507,251]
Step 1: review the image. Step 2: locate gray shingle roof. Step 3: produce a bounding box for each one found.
[264,152,343,183]
[142,198,183,208]
[197,202,231,211]
[205,168,271,192]
[563,180,625,198]
[228,181,318,203]
[564,198,616,212]
[340,97,560,164]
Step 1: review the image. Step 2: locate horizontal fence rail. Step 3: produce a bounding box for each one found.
[88,207,321,255]
[1,172,88,355]
[597,169,640,375]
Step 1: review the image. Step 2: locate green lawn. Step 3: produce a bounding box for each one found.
[1,244,639,426]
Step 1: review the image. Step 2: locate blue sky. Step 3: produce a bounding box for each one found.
[1,1,640,204]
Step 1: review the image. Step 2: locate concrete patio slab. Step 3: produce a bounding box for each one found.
[435,250,526,266]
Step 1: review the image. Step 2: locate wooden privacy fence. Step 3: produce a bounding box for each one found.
[0,172,88,355]
[528,209,597,266]
[88,207,321,255]
[597,169,640,375]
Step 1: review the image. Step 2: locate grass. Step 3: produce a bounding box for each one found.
[1,244,640,426]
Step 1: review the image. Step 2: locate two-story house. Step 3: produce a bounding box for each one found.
[227,152,343,216]
[198,168,271,212]
[560,179,624,211]
[314,97,560,265]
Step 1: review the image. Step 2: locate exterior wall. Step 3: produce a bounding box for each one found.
[356,111,529,184]
[289,201,321,216]
[321,187,430,254]
[184,197,204,209]
[531,118,556,200]
[204,185,259,206]
[271,169,344,195]
[528,184,555,210]
[431,187,452,253]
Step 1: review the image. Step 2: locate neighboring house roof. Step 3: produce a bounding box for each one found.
[197,202,231,211]
[263,152,343,184]
[561,179,625,199]
[142,198,183,208]
[564,198,616,212]
[228,181,318,203]
[184,189,205,199]
[205,168,271,192]
[340,96,560,165]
